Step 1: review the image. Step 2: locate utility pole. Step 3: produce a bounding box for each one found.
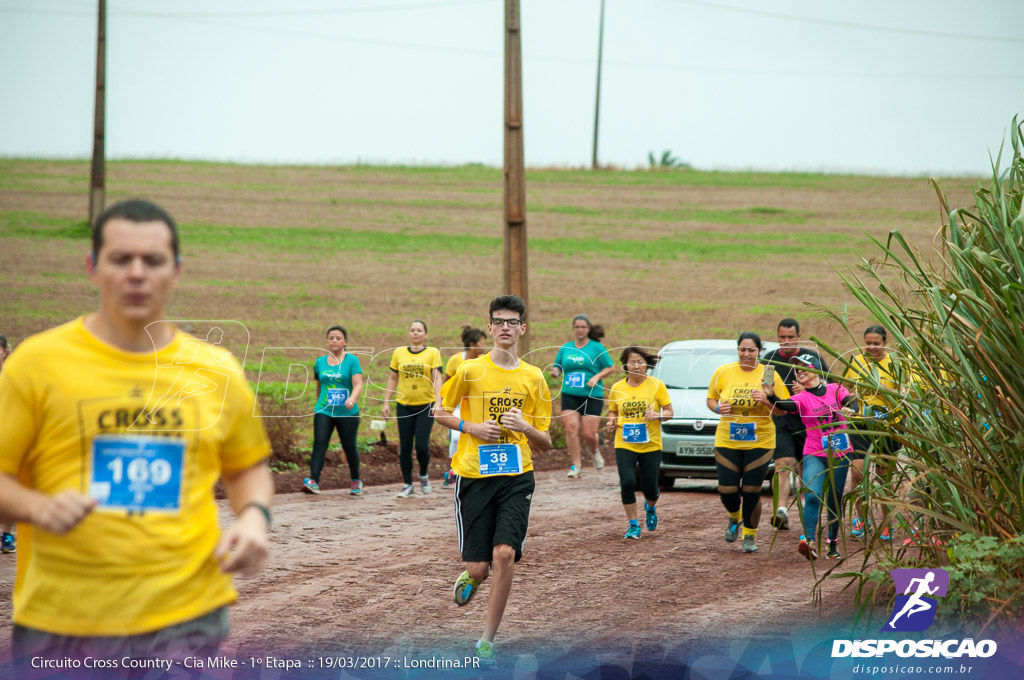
[591,0,605,170]
[503,0,529,354]
[88,0,106,226]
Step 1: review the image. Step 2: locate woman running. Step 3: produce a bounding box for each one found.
[305,325,364,495]
[548,314,614,477]
[843,324,902,541]
[706,331,789,553]
[383,320,444,498]
[605,346,673,539]
[443,325,488,485]
[754,353,858,560]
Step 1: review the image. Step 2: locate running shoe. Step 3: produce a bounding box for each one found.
[880,526,892,542]
[1,533,14,554]
[724,517,740,543]
[420,475,432,495]
[645,502,658,531]
[454,570,483,606]
[474,640,496,669]
[593,449,605,470]
[798,535,818,561]
[850,517,870,538]
[624,524,642,540]
[395,484,414,499]
[771,508,789,530]
[302,478,320,495]
[742,535,758,553]
[567,465,580,478]
[826,539,841,559]
[350,480,363,496]
[443,469,455,487]
[902,532,944,548]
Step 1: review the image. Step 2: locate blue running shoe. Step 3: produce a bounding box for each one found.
[624,524,641,540]
[1,533,14,554]
[725,517,740,543]
[645,502,658,531]
[302,478,320,495]
[350,480,363,495]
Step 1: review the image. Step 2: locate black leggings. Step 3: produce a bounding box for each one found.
[715,446,772,529]
[311,413,361,483]
[615,448,662,506]
[397,402,434,484]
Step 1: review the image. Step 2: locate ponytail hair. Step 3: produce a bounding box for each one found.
[460,325,486,349]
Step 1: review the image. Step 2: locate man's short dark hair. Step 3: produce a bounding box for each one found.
[778,317,800,334]
[489,295,526,321]
[92,199,180,261]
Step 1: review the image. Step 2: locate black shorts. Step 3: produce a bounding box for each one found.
[772,414,806,461]
[455,471,535,563]
[561,392,603,417]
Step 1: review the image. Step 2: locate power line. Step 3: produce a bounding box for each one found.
[659,0,1024,45]
[5,3,1022,80]
[0,0,494,18]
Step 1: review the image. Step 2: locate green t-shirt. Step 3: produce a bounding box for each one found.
[554,340,613,398]
[314,353,362,417]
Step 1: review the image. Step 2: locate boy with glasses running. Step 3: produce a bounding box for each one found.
[434,295,552,668]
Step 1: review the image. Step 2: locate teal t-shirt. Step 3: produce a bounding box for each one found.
[314,353,362,417]
[554,340,613,398]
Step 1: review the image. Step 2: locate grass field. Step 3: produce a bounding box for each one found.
[0,159,980,454]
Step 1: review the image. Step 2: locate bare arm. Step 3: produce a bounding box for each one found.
[216,460,274,577]
[501,408,552,453]
[381,371,398,418]
[586,366,615,389]
[0,472,96,534]
[707,397,732,415]
[345,373,364,411]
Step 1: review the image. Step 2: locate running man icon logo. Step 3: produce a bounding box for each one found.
[882,568,950,632]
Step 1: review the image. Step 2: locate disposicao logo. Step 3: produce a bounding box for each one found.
[883,568,948,632]
[831,568,998,659]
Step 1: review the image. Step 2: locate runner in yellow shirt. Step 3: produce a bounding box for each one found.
[435,295,552,669]
[382,320,444,498]
[707,331,790,554]
[605,346,673,539]
[0,200,272,672]
[443,325,488,486]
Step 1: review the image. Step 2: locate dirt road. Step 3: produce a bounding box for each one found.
[0,469,860,674]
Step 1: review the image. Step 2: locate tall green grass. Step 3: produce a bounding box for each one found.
[814,117,1024,632]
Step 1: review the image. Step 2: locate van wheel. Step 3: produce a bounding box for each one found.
[658,473,675,491]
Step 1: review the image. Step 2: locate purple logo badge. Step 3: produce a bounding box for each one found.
[882,568,949,632]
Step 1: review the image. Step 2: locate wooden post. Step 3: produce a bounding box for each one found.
[591,0,605,170]
[503,0,529,354]
[88,0,106,226]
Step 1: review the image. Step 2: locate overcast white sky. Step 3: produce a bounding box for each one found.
[1,0,1022,175]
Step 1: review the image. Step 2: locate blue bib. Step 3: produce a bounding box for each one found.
[564,372,586,389]
[477,444,523,475]
[90,436,184,513]
[728,422,757,442]
[622,423,650,444]
[821,432,851,453]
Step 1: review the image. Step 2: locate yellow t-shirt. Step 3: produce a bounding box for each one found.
[607,377,672,453]
[440,354,552,478]
[0,318,270,636]
[390,346,442,406]
[445,351,467,379]
[707,362,790,450]
[843,353,898,409]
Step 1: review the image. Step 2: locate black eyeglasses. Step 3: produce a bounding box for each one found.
[490,317,523,327]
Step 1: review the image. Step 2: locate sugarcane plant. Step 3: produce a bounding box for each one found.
[812,116,1024,633]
